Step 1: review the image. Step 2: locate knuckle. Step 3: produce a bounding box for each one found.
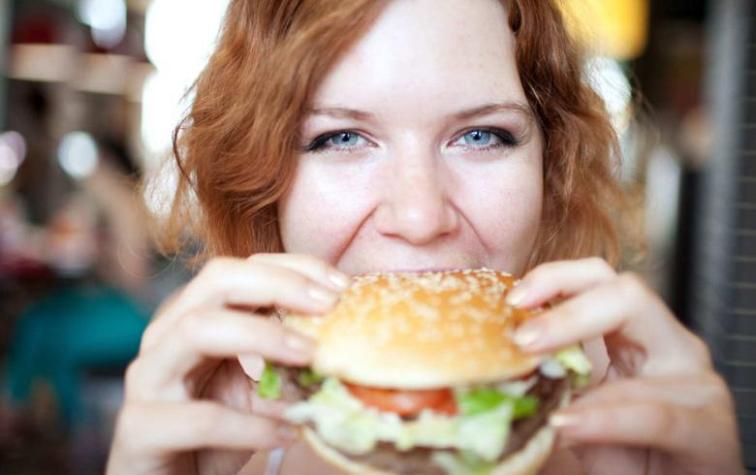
[200,257,235,281]
[243,257,297,286]
[139,323,161,352]
[616,272,648,300]
[587,256,615,276]
[176,312,205,347]
[284,252,314,264]
[647,403,679,437]
[114,403,147,450]
[248,252,270,262]
[124,359,143,390]
[194,403,225,436]
[311,258,335,278]
[123,359,152,400]
[688,334,713,368]
[271,265,312,290]
[311,258,333,276]
[702,372,732,405]
[528,261,559,281]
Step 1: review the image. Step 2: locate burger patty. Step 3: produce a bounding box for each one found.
[275,367,324,402]
[504,376,568,456]
[346,377,568,475]
[278,368,568,475]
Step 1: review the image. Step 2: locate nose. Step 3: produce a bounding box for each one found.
[373,150,459,245]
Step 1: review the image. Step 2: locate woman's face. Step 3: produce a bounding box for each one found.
[279,0,543,276]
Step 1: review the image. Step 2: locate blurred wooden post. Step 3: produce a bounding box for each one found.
[692,0,755,471]
[0,0,9,129]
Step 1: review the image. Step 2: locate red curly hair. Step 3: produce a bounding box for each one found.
[157,0,631,270]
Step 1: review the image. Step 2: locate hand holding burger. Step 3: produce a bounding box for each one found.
[506,258,742,475]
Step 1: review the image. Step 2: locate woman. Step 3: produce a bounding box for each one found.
[107,0,742,474]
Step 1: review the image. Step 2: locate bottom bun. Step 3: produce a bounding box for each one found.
[302,425,555,475]
[491,426,554,475]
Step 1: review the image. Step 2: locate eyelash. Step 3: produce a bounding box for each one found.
[303,127,520,154]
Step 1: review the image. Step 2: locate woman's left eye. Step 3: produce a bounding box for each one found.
[305,131,370,153]
[451,128,518,150]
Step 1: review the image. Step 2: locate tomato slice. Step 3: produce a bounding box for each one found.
[431,396,458,416]
[345,383,457,416]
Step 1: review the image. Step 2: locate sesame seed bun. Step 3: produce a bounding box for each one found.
[284,268,541,389]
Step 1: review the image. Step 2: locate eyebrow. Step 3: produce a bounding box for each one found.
[307,101,534,122]
[307,106,376,121]
[452,101,533,121]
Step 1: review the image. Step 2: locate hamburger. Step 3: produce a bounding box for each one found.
[257,268,591,475]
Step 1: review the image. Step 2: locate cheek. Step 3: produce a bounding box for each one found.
[451,154,543,267]
[279,149,544,271]
[278,159,376,260]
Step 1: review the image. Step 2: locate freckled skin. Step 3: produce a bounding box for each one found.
[278,0,544,277]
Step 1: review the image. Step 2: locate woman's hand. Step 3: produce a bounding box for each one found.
[507,258,743,475]
[106,253,350,475]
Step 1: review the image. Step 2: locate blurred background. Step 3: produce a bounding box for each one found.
[0,0,753,473]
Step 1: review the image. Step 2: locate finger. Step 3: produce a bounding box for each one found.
[570,375,729,410]
[180,257,341,318]
[127,310,314,400]
[581,337,610,386]
[249,253,350,291]
[549,401,706,455]
[512,273,700,372]
[141,257,341,352]
[506,258,616,309]
[251,393,293,419]
[115,401,297,454]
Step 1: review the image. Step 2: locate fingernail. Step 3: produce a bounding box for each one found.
[513,324,541,347]
[307,286,338,306]
[284,332,315,354]
[506,285,529,307]
[238,354,265,380]
[549,412,580,428]
[328,271,351,290]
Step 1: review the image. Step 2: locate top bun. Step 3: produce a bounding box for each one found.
[284,268,541,389]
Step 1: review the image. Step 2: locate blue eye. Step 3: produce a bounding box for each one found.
[328,132,359,146]
[452,128,518,151]
[463,130,493,146]
[305,131,369,153]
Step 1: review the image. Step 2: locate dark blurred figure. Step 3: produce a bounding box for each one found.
[0,135,151,474]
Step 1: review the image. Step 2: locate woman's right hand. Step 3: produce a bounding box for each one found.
[106,253,350,475]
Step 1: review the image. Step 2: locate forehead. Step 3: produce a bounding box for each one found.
[311,0,524,114]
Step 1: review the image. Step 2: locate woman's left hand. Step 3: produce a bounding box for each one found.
[507,258,743,475]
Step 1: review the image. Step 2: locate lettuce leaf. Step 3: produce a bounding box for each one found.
[512,395,539,419]
[285,378,521,461]
[554,345,592,375]
[457,388,538,420]
[553,344,592,388]
[257,362,282,399]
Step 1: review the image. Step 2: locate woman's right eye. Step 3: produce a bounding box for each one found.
[304,131,371,153]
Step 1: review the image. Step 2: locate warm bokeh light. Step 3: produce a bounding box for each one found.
[561,0,649,60]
